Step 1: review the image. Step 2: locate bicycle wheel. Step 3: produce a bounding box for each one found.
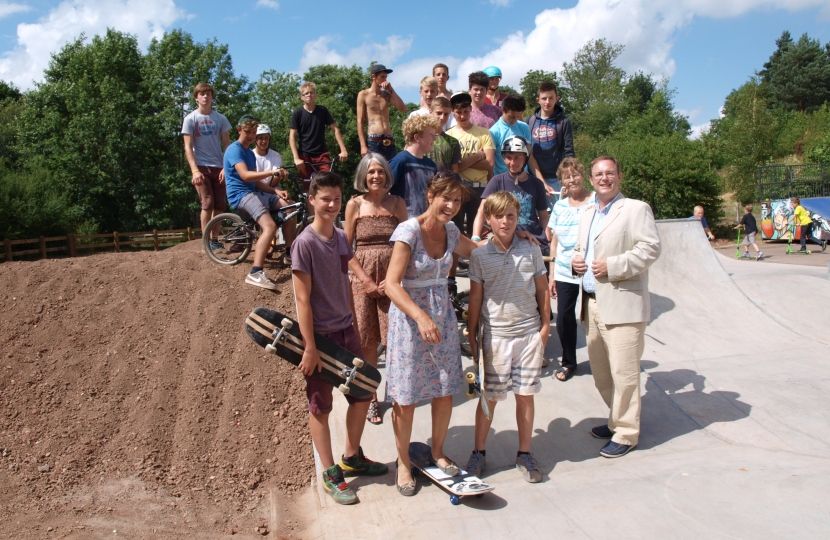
[203,213,254,265]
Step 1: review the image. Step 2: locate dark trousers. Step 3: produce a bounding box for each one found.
[799,223,821,249]
[555,280,580,370]
[453,186,485,237]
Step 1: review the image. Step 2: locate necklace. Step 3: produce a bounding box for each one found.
[493,233,510,253]
[421,217,444,243]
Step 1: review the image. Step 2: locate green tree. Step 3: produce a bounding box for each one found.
[0,161,78,239]
[0,82,23,167]
[705,79,777,203]
[17,30,150,233]
[251,70,302,160]
[561,39,627,138]
[760,31,830,112]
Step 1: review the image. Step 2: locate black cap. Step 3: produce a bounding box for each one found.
[370,64,393,75]
[450,91,472,108]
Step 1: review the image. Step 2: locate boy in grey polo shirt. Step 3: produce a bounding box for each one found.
[465,191,550,483]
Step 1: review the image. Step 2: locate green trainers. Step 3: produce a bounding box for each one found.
[340,446,389,476]
[322,464,358,505]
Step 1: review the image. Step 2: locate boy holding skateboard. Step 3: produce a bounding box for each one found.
[465,191,550,483]
[292,172,388,504]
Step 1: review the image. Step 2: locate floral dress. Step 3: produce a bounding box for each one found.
[385,218,463,406]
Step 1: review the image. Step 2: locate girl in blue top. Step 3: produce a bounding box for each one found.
[547,158,595,381]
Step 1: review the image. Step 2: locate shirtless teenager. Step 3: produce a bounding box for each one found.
[433,63,452,100]
[357,64,406,162]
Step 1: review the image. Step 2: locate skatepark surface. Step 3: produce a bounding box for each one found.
[301,219,830,539]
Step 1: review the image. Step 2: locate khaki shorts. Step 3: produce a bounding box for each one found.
[741,231,756,245]
[483,331,544,400]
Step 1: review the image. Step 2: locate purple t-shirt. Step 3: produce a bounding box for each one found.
[470,103,501,130]
[291,226,354,333]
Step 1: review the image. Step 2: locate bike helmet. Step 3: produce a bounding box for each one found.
[256,124,272,136]
[483,66,502,78]
[501,135,529,157]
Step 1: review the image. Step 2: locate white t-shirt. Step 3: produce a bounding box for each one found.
[254,148,283,184]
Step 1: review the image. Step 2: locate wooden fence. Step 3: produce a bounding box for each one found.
[2,228,203,263]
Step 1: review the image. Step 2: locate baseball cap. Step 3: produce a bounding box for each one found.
[370,64,393,75]
[237,114,258,127]
[450,91,472,108]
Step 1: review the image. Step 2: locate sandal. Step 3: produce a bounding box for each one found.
[428,453,460,476]
[366,400,382,425]
[555,366,576,382]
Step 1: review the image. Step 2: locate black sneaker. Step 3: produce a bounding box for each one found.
[339,446,388,476]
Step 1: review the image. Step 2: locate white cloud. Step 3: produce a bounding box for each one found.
[297,34,413,74]
[690,122,710,139]
[255,0,279,10]
[300,0,830,97]
[0,2,30,19]
[0,0,186,89]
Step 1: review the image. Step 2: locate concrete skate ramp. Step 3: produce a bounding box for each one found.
[306,219,830,540]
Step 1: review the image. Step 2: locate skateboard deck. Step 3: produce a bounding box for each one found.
[463,324,491,420]
[408,442,494,505]
[245,307,381,400]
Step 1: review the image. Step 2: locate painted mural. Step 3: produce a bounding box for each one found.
[761,199,830,240]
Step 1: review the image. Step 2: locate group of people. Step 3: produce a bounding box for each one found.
[182,66,664,505]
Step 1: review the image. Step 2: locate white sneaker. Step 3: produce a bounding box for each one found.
[245,271,277,290]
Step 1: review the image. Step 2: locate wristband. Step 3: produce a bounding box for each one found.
[191,169,200,174]
[471,236,481,242]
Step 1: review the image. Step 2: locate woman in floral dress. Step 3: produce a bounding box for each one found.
[346,154,408,425]
[383,172,485,496]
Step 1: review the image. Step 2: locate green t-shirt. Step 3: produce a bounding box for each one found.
[427,132,462,172]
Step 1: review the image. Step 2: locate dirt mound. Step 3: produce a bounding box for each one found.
[0,242,313,538]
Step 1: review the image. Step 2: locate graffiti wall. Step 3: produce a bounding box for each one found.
[761,198,830,240]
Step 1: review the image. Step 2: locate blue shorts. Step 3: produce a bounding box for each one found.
[237,191,281,221]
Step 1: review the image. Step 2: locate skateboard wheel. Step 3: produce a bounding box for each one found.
[338,384,350,394]
[466,389,475,399]
[462,310,469,321]
[465,372,475,383]
[352,358,365,368]
[462,328,469,337]
[281,319,293,329]
[450,494,460,505]
[265,344,277,354]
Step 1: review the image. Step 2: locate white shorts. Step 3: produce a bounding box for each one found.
[482,331,544,400]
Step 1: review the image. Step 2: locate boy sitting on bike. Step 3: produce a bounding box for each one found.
[254,123,296,264]
[224,115,295,290]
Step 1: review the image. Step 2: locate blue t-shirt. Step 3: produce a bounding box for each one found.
[689,215,709,229]
[224,141,258,208]
[389,150,437,219]
[489,118,532,176]
[481,172,549,251]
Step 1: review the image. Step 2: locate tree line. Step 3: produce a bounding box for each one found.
[1,28,827,241]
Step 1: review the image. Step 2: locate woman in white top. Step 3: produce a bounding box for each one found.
[547,158,594,382]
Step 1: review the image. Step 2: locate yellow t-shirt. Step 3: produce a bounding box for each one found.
[446,124,495,185]
[794,205,812,225]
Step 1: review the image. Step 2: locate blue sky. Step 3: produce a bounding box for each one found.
[1,0,829,137]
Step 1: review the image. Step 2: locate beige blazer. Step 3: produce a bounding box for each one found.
[573,195,661,325]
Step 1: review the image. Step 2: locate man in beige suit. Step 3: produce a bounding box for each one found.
[571,156,660,458]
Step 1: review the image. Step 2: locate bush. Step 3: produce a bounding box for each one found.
[0,163,79,239]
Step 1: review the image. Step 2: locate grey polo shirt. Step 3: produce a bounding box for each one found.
[469,235,547,338]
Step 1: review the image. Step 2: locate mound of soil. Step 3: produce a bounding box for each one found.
[0,241,314,538]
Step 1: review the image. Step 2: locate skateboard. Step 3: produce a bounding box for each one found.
[463,324,491,420]
[408,442,494,505]
[244,307,381,399]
